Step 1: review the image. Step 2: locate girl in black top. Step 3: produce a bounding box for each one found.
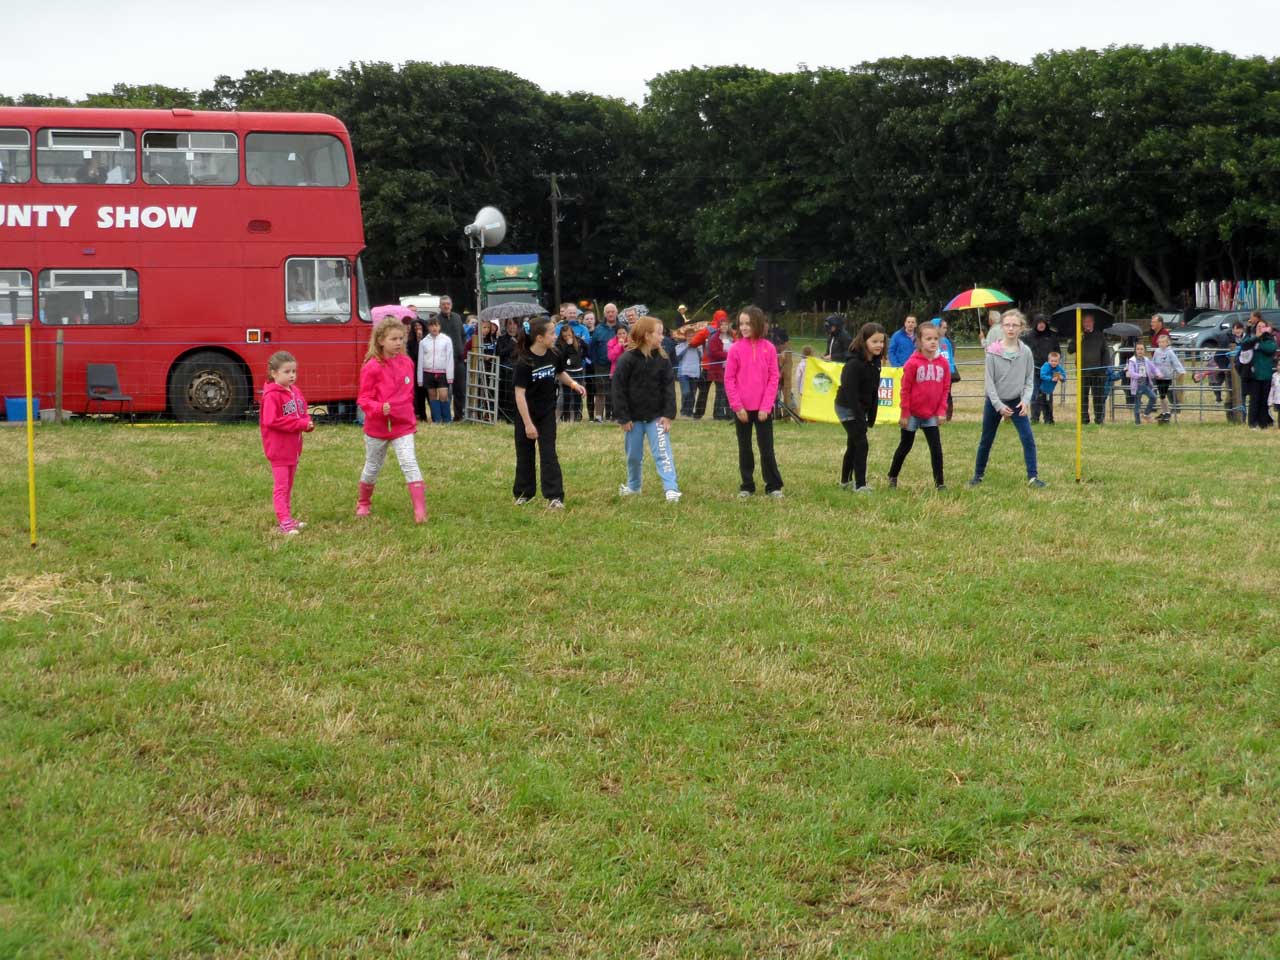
[408,319,428,420]
[835,322,886,492]
[513,317,587,509]
[557,323,587,421]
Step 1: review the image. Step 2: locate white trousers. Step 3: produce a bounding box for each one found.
[360,434,422,485]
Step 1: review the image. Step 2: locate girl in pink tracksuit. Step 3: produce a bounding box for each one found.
[724,305,784,497]
[356,317,427,523]
[260,351,314,535]
[887,322,951,489]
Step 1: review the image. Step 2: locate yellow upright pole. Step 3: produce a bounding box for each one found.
[24,321,37,546]
[1074,307,1083,483]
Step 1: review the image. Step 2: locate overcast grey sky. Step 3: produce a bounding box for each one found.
[5,0,1277,105]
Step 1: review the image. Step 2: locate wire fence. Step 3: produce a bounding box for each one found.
[1,335,1262,428]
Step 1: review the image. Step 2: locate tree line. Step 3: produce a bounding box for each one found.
[6,45,1280,318]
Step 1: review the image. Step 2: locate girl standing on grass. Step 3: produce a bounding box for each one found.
[513,317,587,510]
[356,316,427,523]
[969,309,1045,489]
[724,305,784,498]
[557,322,587,422]
[1126,341,1160,424]
[613,315,681,502]
[260,351,314,535]
[888,321,951,490]
[834,322,885,493]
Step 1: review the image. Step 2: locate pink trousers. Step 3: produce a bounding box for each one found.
[271,464,298,524]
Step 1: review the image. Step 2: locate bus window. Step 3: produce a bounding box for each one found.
[285,258,352,323]
[0,130,31,184]
[246,133,350,187]
[356,256,371,322]
[38,269,139,325]
[143,131,237,185]
[0,270,33,324]
[37,129,137,184]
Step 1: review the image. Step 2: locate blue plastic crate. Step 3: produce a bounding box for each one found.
[4,397,39,421]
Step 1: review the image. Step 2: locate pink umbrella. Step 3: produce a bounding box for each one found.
[371,304,418,323]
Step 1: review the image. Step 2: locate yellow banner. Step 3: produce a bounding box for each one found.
[799,357,902,424]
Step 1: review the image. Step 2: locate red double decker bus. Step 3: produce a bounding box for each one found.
[0,106,371,420]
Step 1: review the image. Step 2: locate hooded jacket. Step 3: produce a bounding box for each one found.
[824,317,852,362]
[260,381,311,465]
[899,352,952,420]
[612,348,677,423]
[1022,323,1061,367]
[1126,355,1159,394]
[835,353,882,427]
[416,331,455,384]
[984,339,1036,410]
[358,353,417,440]
[1150,345,1186,380]
[724,336,780,412]
[1239,331,1277,382]
[704,330,732,383]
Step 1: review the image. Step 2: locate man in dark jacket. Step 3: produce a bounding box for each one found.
[1022,314,1060,423]
[823,315,852,362]
[435,295,467,420]
[1067,313,1111,424]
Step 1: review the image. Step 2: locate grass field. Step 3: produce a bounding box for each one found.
[2,414,1277,958]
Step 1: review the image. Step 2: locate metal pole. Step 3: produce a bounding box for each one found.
[550,173,561,311]
[1075,307,1083,483]
[24,322,37,547]
[54,329,64,424]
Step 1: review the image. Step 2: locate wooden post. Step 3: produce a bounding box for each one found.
[1230,368,1243,424]
[54,330,64,424]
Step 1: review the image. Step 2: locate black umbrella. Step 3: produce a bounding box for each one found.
[1103,322,1142,338]
[1051,303,1114,338]
[478,301,548,324]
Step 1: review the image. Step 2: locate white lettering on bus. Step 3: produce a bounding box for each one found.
[1,204,78,228]
[95,206,198,229]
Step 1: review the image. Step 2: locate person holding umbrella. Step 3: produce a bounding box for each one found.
[1067,313,1111,425]
[968,310,1046,489]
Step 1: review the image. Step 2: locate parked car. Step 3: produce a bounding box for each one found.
[1154,307,1214,328]
[1166,309,1280,352]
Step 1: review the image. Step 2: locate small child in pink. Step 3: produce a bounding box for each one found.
[356,317,427,523]
[887,322,951,489]
[260,350,314,535]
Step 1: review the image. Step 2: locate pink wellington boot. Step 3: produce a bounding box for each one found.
[407,481,428,524]
[355,482,375,517]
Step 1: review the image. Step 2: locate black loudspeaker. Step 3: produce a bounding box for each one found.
[754,258,798,313]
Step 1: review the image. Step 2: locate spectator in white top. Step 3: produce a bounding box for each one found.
[417,316,455,424]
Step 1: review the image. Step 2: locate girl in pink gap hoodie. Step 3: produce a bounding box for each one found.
[724,305,784,497]
[356,317,427,523]
[260,351,314,535]
[887,322,952,489]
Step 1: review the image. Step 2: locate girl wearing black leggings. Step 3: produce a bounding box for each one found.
[835,323,886,493]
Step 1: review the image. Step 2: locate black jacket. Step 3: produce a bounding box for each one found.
[1022,324,1060,367]
[612,349,677,422]
[1069,328,1110,370]
[558,339,585,372]
[835,354,881,426]
[825,317,852,362]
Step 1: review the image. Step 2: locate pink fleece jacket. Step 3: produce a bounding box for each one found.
[607,336,627,375]
[358,354,417,440]
[724,337,779,412]
[260,382,311,466]
[898,352,952,420]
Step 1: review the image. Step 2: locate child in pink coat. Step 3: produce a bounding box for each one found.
[724,305,784,497]
[356,317,427,523]
[260,351,314,535]
[887,321,951,489]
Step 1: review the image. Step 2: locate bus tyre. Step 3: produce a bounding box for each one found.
[169,351,249,422]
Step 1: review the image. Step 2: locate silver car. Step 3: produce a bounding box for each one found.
[1166,309,1280,352]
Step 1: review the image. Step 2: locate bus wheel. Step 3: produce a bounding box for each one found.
[169,351,249,421]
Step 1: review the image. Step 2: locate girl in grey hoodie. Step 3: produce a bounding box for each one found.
[969,310,1046,488]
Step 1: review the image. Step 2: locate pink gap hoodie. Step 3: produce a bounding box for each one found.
[260,381,311,466]
[358,354,417,440]
[724,336,779,412]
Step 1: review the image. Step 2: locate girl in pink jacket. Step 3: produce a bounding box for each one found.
[887,321,951,489]
[724,306,784,497]
[607,325,630,375]
[260,351,314,535]
[356,317,427,523]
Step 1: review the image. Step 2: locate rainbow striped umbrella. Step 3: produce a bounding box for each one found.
[943,287,1014,311]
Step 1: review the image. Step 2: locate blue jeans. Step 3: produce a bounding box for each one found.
[1132,383,1157,423]
[623,420,679,493]
[678,376,698,417]
[973,399,1038,480]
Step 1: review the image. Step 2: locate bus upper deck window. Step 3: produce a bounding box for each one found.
[37,129,137,184]
[0,130,32,184]
[246,133,350,187]
[143,131,238,185]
